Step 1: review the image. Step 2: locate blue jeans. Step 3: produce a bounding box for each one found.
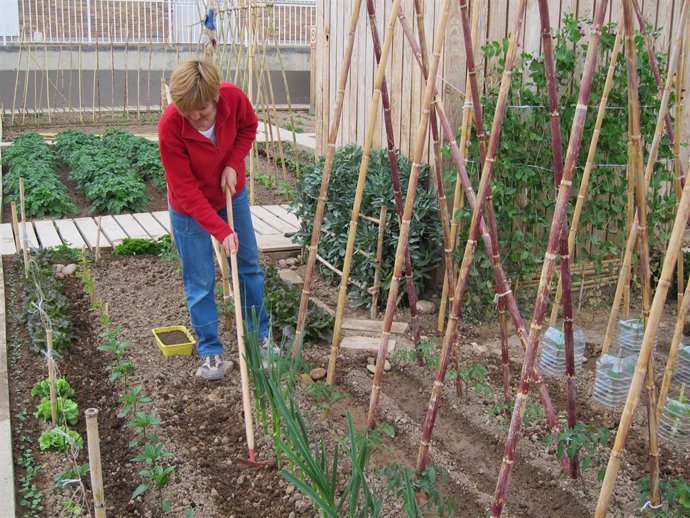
[169,187,269,357]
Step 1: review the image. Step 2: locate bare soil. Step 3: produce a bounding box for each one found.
[7,246,690,517]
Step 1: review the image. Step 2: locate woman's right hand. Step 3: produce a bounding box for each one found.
[222,232,239,256]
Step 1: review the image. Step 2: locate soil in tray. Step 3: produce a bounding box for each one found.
[157,329,191,346]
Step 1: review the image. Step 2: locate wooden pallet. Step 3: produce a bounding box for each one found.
[0,205,301,257]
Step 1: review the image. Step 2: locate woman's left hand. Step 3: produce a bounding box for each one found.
[221,166,238,195]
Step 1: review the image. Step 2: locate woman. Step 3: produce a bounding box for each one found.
[159,58,271,381]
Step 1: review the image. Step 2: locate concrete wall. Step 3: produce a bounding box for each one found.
[0,43,311,113]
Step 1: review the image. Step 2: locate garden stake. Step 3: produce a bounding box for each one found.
[438,0,479,334]
[395,0,563,443]
[489,2,609,515]
[548,21,623,326]
[371,205,387,319]
[632,0,687,186]
[622,0,660,501]
[19,177,29,276]
[85,408,106,518]
[410,0,460,389]
[292,0,364,358]
[595,156,690,516]
[10,201,20,254]
[365,0,424,360]
[657,273,690,422]
[600,0,689,354]
[368,0,454,431]
[226,191,273,467]
[326,0,404,388]
[46,329,58,427]
[537,0,578,479]
[672,20,689,309]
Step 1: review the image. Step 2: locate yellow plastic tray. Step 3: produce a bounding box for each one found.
[152,326,196,357]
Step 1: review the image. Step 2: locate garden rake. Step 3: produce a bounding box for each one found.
[225,190,274,467]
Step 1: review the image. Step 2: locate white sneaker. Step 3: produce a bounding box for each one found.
[195,354,233,380]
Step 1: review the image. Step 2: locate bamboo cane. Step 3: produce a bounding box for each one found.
[367,0,454,432]
[46,329,57,427]
[326,0,404,387]
[673,21,689,309]
[490,2,609,515]
[456,0,513,403]
[396,0,562,441]
[632,0,687,186]
[84,408,106,518]
[537,0,578,479]
[248,4,256,205]
[409,0,459,384]
[622,0,659,503]
[291,0,364,356]
[366,0,423,360]
[548,22,623,326]
[10,202,19,255]
[657,273,690,422]
[596,155,690,516]
[600,1,688,354]
[624,126,634,319]
[371,205,387,319]
[415,0,529,458]
[19,178,29,276]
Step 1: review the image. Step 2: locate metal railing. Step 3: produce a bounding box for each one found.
[5,0,315,45]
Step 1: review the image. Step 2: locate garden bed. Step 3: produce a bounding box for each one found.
[6,248,690,517]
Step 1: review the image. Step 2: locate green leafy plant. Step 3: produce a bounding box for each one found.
[256,172,274,189]
[127,411,161,445]
[31,377,75,399]
[112,235,174,257]
[292,144,442,309]
[490,399,545,430]
[39,426,84,452]
[306,382,349,412]
[17,448,44,517]
[383,463,456,518]
[283,122,304,134]
[119,384,153,418]
[34,397,79,426]
[546,421,610,477]
[456,363,494,398]
[637,476,690,517]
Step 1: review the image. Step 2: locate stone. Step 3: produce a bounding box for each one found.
[366,364,376,375]
[286,257,299,267]
[277,259,288,269]
[285,484,295,495]
[288,513,296,518]
[416,299,436,314]
[367,357,375,365]
[54,263,65,273]
[207,393,221,403]
[295,499,310,513]
[62,263,77,276]
[278,268,304,288]
[366,360,391,374]
[341,318,409,335]
[309,367,326,380]
[211,488,219,497]
[384,359,391,372]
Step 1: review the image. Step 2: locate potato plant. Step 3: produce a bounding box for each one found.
[3,133,76,218]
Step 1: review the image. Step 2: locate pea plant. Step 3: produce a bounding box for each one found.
[452,15,675,316]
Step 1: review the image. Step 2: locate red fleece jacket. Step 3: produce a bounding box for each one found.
[158,81,258,242]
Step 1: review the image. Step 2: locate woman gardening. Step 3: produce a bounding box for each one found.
[159,58,274,381]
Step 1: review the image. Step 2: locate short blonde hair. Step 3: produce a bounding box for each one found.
[169,58,221,113]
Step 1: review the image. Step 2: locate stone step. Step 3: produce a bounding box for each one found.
[341,335,396,354]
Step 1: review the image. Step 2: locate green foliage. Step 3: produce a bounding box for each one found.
[112,235,174,256]
[256,172,274,188]
[292,144,442,309]
[637,476,690,517]
[17,448,44,516]
[38,426,83,452]
[34,397,79,426]
[306,382,349,412]
[101,128,167,186]
[3,132,77,218]
[283,122,304,134]
[31,377,75,399]
[489,399,545,430]
[22,253,74,353]
[54,128,148,213]
[264,265,334,342]
[54,464,90,490]
[546,421,610,474]
[453,17,676,317]
[457,363,494,398]
[383,464,456,518]
[119,384,152,418]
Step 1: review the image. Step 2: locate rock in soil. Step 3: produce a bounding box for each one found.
[309,367,326,380]
[416,299,436,314]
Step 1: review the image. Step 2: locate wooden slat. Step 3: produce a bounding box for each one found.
[132,212,168,239]
[54,219,86,249]
[256,233,299,252]
[0,224,17,255]
[99,215,129,247]
[151,211,171,233]
[33,220,63,249]
[262,205,301,230]
[248,211,277,235]
[113,214,150,239]
[73,217,112,249]
[251,205,296,234]
[17,222,39,250]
